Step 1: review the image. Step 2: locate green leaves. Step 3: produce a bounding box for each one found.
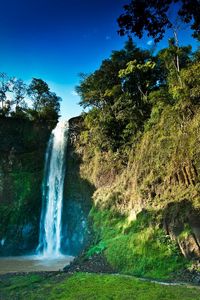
[76,40,154,154]
[76,33,200,160]
[27,78,61,123]
[118,0,200,41]
[119,60,156,78]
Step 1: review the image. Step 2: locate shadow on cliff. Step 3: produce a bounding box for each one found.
[0,118,52,256]
[162,199,200,259]
[61,117,95,256]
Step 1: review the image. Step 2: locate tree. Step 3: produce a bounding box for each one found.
[39,92,61,121]
[28,78,61,122]
[0,73,12,116]
[76,39,155,152]
[118,0,200,42]
[119,59,156,102]
[176,60,200,103]
[28,78,50,111]
[12,79,27,112]
[157,39,192,89]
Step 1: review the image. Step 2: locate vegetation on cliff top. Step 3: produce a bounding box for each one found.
[76,37,199,159]
[0,75,61,125]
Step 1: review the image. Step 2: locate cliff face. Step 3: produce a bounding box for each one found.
[0,118,51,255]
[1,105,200,276]
[73,105,200,278]
[0,117,93,257]
[62,117,94,256]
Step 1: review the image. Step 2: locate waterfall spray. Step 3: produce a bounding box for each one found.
[37,121,68,257]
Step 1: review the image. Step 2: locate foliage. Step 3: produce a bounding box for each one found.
[0,75,61,124]
[76,31,200,163]
[87,241,106,257]
[27,78,61,123]
[180,61,200,102]
[88,209,187,279]
[75,31,200,277]
[12,79,27,111]
[118,0,200,41]
[178,224,192,240]
[0,73,13,117]
[77,39,156,154]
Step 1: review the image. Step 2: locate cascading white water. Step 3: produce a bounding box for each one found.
[37,121,68,258]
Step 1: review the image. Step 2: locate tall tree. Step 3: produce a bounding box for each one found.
[28,78,50,111]
[39,92,61,121]
[77,39,155,152]
[0,73,12,116]
[28,78,61,122]
[12,79,27,112]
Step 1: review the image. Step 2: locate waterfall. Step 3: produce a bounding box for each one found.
[37,121,68,258]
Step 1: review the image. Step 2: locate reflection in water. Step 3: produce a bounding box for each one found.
[0,255,74,274]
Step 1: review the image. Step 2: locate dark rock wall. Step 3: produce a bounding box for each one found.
[0,116,93,257]
[62,117,94,256]
[0,118,51,255]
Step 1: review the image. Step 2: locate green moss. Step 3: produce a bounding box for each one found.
[1,272,199,300]
[88,208,187,279]
[86,241,107,257]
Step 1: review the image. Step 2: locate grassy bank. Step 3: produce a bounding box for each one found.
[0,272,200,300]
[88,208,187,279]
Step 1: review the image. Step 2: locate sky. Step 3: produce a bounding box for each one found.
[0,0,199,120]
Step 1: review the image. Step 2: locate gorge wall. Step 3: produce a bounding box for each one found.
[0,118,52,255]
[62,117,94,256]
[72,105,200,278]
[1,106,200,278]
[0,117,93,256]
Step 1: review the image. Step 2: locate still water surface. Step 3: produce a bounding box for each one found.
[0,255,74,274]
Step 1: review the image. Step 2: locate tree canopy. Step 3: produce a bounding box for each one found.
[118,0,200,42]
[77,39,158,152]
[76,34,199,160]
[0,76,61,125]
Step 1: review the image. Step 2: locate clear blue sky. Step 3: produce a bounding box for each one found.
[0,0,198,120]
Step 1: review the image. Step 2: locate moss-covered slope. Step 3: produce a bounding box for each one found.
[75,105,200,278]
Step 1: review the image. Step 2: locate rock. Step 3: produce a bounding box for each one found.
[163,199,200,259]
[63,253,115,274]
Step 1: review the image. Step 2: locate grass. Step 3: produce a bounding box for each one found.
[0,272,200,300]
[88,208,187,279]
